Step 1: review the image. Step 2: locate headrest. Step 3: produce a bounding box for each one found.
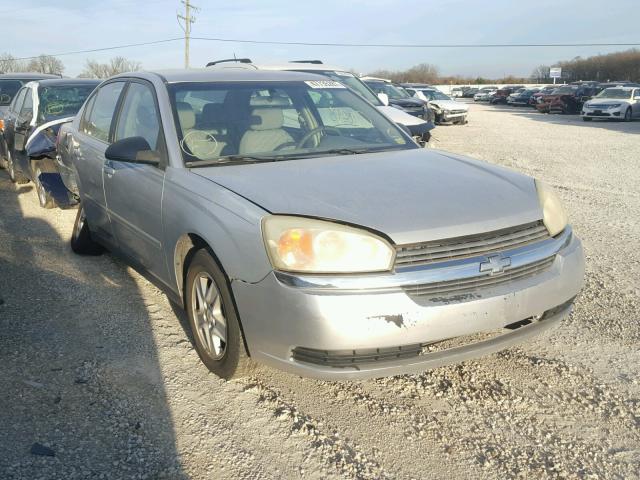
[249,95,291,107]
[176,101,195,130]
[250,108,284,131]
[201,103,226,125]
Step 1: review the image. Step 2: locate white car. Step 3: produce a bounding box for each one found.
[405,87,468,124]
[582,87,640,121]
[474,88,497,102]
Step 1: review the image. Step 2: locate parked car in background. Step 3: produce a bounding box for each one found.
[529,86,557,107]
[205,60,435,145]
[490,87,524,105]
[581,86,640,121]
[474,87,497,102]
[1,78,99,207]
[461,88,479,98]
[535,84,601,114]
[63,68,583,381]
[507,88,540,106]
[0,73,60,169]
[403,86,468,124]
[362,77,430,119]
[450,87,467,97]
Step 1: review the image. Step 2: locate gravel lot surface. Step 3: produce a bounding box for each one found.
[1,102,639,479]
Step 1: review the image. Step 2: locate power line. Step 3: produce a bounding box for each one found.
[11,37,640,61]
[190,37,640,48]
[12,38,184,61]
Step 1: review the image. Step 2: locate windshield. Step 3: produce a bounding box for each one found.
[0,80,23,105]
[596,88,632,99]
[38,85,97,122]
[419,90,451,101]
[169,81,416,165]
[305,70,382,106]
[551,86,577,95]
[365,81,410,100]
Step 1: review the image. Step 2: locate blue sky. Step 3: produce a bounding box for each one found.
[3,0,638,77]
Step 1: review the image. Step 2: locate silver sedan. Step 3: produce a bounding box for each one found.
[62,69,584,380]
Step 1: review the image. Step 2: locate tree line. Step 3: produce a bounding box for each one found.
[0,52,141,79]
[532,49,640,83]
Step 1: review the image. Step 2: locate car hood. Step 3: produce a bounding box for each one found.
[390,98,424,108]
[194,149,542,244]
[586,98,631,106]
[430,100,468,111]
[377,105,427,126]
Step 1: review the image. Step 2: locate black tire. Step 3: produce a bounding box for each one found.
[582,117,592,122]
[624,108,632,122]
[70,205,104,255]
[185,248,256,380]
[7,151,29,184]
[32,163,55,209]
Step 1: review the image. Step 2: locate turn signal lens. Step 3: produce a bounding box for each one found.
[262,216,395,274]
[0,119,4,131]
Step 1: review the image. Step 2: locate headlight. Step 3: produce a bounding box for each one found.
[262,216,395,273]
[608,104,621,109]
[535,180,568,236]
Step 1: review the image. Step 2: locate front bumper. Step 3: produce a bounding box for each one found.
[582,107,623,118]
[440,111,468,122]
[232,229,584,380]
[406,120,436,137]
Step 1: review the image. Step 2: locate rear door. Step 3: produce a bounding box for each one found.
[633,89,640,117]
[74,81,126,245]
[103,80,168,282]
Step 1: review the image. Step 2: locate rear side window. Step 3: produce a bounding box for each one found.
[84,81,125,142]
[19,88,34,122]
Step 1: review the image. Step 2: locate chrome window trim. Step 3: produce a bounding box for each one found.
[274,227,572,293]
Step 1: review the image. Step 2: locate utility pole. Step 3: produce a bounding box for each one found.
[177,0,198,68]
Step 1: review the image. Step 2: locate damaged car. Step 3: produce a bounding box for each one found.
[65,69,584,380]
[535,84,601,114]
[2,78,99,207]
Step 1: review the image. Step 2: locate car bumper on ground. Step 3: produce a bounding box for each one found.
[232,228,585,380]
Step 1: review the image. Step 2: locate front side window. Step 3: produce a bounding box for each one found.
[0,80,23,106]
[84,82,125,142]
[10,87,27,114]
[114,82,162,151]
[19,88,34,123]
[37,85,97,123]
[169,80,415,165]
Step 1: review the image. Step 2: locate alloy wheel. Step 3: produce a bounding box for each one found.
[191,272,227,359]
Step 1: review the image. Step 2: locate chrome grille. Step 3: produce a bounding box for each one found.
[403,256,556,298]
[395,221,550,268]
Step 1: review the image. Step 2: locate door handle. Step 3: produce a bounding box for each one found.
[103,165,115,177]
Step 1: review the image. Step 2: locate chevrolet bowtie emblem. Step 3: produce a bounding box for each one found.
[479,255,511,275]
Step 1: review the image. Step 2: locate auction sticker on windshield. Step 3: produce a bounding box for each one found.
[305,80,346,89]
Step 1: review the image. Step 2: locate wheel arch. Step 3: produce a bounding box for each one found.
[173,232,253,356]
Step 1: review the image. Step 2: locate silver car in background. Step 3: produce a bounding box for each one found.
[63,69,584,380]
[582,86,640,121]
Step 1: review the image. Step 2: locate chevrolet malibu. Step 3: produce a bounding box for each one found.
[65,69,584,380]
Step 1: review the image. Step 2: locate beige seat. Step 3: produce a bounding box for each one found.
[239,108,294,155]
[176,101,227,160]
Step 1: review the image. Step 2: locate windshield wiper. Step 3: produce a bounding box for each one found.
[185,155,279,168]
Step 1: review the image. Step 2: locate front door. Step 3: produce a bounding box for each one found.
[13,87,34,175]
[103,80,168,283]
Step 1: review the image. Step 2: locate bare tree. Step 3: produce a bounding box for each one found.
[26,54,64,75]
[79,56,142,79]
[0,52,27,73]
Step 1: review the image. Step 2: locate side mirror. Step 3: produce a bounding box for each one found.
[378,92,389,106]
[105,137,160,165]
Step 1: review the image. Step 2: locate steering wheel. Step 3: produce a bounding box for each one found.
[180,130,218,159]
[274,141,297,151]
[296,126,342,149]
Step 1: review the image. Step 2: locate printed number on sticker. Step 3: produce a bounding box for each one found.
[305,80,345,89]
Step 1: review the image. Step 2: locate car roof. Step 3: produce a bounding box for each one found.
[206,61,355,74]
[0,72,60,80]
[119,68,333,84]
[33,78,101,87]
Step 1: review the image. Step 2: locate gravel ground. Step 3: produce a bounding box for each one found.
[1,102,639,479]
